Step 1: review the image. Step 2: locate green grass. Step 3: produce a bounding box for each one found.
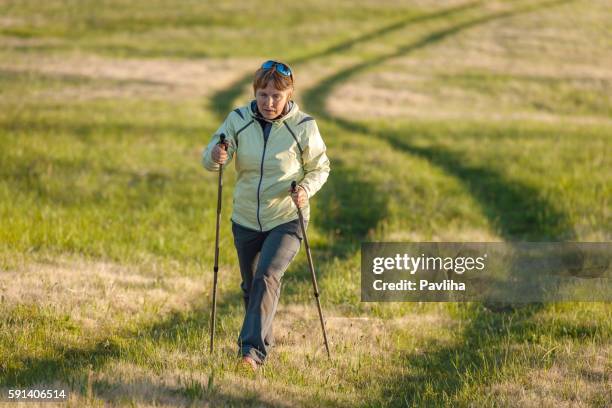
[0,0,426,59]
[1,0,611,406]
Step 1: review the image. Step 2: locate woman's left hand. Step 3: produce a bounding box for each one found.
[288,185,308,208]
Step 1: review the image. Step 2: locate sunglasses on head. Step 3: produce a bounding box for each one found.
[261,60,292,77]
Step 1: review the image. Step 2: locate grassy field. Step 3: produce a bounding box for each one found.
[0,0,611,406]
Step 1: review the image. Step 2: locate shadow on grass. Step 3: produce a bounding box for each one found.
[303,0,577,240]
[286,1,577,317]
[303,0,577,241]
[332,119,576,241]
[300,0,578,405]
[1,119,207,140]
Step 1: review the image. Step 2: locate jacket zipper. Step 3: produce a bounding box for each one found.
[256,122,272,231]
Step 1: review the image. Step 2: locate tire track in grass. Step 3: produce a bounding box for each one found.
[301,0,580,405]
[209,2,481,120]
[304,0,575,241]
[296,0,576,311]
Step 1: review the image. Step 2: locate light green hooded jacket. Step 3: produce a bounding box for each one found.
[202,100,330,232]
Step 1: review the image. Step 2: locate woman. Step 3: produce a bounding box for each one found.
[202,60,330,371]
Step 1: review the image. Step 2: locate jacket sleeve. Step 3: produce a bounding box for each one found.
[299,120,330,198]
[202,113,238,172]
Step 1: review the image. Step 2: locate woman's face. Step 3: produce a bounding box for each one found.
[255,81,292,120]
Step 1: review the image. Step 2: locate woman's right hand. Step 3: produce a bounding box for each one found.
[211,144,228,164]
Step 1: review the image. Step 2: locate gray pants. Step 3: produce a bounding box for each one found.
[232,218,306,364]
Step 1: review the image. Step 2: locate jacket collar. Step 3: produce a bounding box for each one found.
[249,100,298,124]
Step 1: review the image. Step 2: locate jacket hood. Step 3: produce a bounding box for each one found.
[248,100,299,124]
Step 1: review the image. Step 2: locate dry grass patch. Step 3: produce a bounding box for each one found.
[271,303,455,364]
[327,1,612,123]
[488,345,611,407]
[0,53,259,102]
[0,256,209,330]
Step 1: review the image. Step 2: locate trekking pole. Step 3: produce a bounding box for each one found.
[291,181,331,358]
[210,133,227,354]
